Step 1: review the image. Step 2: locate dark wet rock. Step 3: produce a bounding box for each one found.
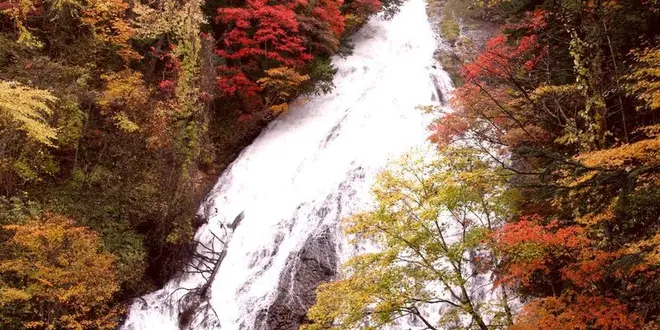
[194,214,208,227]
[254,228,337,330]
[431,72,447,104]
[231,211,245,230]
[321,111,349,148]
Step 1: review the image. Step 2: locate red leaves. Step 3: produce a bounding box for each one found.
[462,32,544,82]
[428,22,548,148]
[215,0,347,104]
[216,66,262,99]
[461,10,548,82]
[494,216,617,289]
[508,9,548,32]
[159,80,176,95]
[428,112,471,146]
[350,0,382,17]
[216,0,310,67]
[311,0,345,38]
[429,82,516,147]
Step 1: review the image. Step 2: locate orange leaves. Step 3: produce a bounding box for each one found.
[81,0,139,61]
[560,249,618,286]
[497,221,644,327]
[511,295,641,330]
[0,213,120,329]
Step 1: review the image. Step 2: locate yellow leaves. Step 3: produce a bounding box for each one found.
[36,278,54,287]
[626,47,660,110]
[99,70,148,108]
[2,0,44,49]
[553,124,660,242]
[258,67,310,90]
[5,0,138,59]
[531,83,581,100]
[0,80,58,146]
[132,1,177,38]
[343,14,365,34]
[576,207,615,226]
[51,0,84,11]
[0,287,31,306]
[305,258,419,330]
[624,231,660,266]
[16,23,44,49]
[99,70,150,133]
[132,0,204,41]
[556,130,660,203]
[577,134,660,169]
[258,67,309,113]
[270,103,290,113]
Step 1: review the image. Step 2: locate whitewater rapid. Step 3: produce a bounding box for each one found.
[121,0,453,328]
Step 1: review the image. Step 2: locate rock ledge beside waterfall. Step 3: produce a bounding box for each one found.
[254,228,337,330]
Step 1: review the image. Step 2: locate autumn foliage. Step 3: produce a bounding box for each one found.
[213,0,364,110]
[425,0,660,328]
[0,213,120,329]
[0,0,398,327]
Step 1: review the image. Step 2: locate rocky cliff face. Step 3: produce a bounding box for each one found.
[254,228,337,330]
[426,0,498,85]
[119,0,441,327]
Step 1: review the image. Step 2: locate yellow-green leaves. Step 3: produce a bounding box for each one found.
[305,147,518,330]
[98,70,149,133]
[0,80,58,146]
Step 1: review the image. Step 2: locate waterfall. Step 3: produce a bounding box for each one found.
[121,0,454,328]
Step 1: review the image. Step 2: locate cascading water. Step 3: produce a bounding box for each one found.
[121,0,454,328]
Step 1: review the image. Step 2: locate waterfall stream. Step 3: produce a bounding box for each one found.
[121,0,454,328]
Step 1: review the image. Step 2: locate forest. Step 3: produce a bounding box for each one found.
[1,0,660,328]
[305,0,660,329]
[0,0,397,327]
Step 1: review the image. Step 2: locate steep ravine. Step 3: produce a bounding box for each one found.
[121,0,454,328]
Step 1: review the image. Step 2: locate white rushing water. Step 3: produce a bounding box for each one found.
[121,0,454,328]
